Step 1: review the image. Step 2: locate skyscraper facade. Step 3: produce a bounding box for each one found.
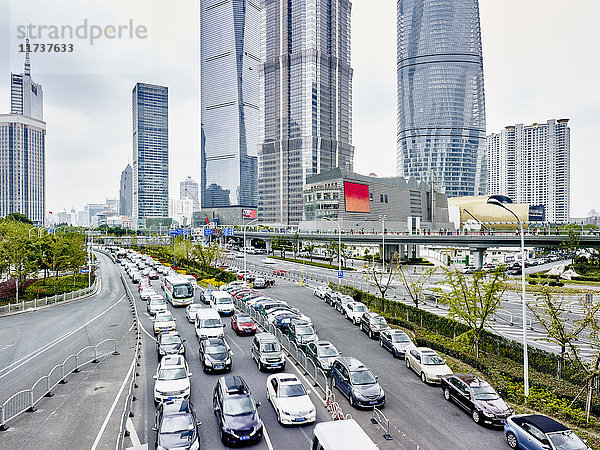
[0,114,46,224]
[11,44,44,121]
[258,0,354,224]
[200,0,260,209]
[132,83,169,230]
[119,163,133,217]
[180,175,200,211]
[396,0,487,198]
[488,119,570,223]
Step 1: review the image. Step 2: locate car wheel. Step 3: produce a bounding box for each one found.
[421,372,427,383]
[406,358,411,369]
[443,388,451,401]
[472,409,481,424]
[506,431,518,449]
[219,426,226,443]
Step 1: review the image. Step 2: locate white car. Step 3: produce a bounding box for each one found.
[153,312,177,335]
[253,277,267,288]
[153,355,191,403]
[344,302,369,325]
[266,373,316,425]
[185,304,204,323]
[406,347,453,384]
[263,258,276,264]
[140,287,155,301]
[313,286,331,299]
[147,297,167,316]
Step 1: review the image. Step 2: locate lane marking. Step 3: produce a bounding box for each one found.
[0,295,126,379]
[126,417,149,449]
[262,423,275,450]
[90,357,135,450]
[139,321,155,340]
[228,336,245,355]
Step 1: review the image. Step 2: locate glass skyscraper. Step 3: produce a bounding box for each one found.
[119,163,133,217]
[396,0,487,198]
[200,0,260,208]
[258,0,354,224]
[132,83,169,230]
[11,42,44,122]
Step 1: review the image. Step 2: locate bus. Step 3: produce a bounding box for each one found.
[164,276,195,307]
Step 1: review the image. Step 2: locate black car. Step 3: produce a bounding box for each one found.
[156,331,186,357]
[441,374,513,426]
[379,329,415,358]
[199,338,232,373]
[359,312,390,339]
[331,357,385,409]
[324,291,340,306]
[213,375,263,445]
[153,399,201,450]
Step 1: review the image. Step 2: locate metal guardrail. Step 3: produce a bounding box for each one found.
[0,338,118,431]
[115,273,142,450]
[371,407,393,440]
[0,276,100,317]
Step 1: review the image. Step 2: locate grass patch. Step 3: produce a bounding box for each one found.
[268,255,356,271]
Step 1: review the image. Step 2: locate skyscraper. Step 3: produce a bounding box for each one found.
[488,119,570,223]
[132,83,169,230]
[258,0,354,224]
[396,0,487,198]
[119,164,133,217]
[180,175,200,211]
[11,41,44,121]
[200,0,260,209]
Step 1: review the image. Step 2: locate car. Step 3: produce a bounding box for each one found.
[140,287,155,301]
[153,355,191,403]
[213,376,263,445]
[441,374,513,426]
[138,279,152,292]
[156,331,186,357]
[266,373,316,425]
[131,272,141,284]
[331,357,385,409]
[359,312,390,339]
[148,270,159,280]
[272,268,287,276]
[287,319,318,349]
[251,333,286,371]
[406,347,453,384]
[267,311,301,331]
[210,291,235,315]
[379,329,416,358]
[147,297,168,316]
[258,300,290,317]
[253,277,267,288]
[305,341,341,374]
[153,399,201,450]
[153,312,177,335]
[185,304,204,323]
[313,286,331,299]
[231,313,257,335]
[263,258,276,264]
[334,295,355,314]
[200,288,212,304]
[199,337,232,373]
[324,291,340,306]
[504,414,590,450]
[344,301,369,325]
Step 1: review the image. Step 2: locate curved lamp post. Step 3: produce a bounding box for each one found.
[487,194,528,398]
[244,218,260,282]
[323,217,341,284]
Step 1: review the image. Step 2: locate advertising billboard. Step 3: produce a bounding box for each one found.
[242,209,257,219]
[344,182,370,212]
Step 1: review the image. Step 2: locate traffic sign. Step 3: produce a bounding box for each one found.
[204,228,213,236]
[224,228,234,236]
[80,268,90,274]
[169,229,179,236]
[338,271,344,279]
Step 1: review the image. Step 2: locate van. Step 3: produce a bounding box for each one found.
[210,291,235,316]
[311,419,377,450]
[251,333,285,371]
[195,308,225,340]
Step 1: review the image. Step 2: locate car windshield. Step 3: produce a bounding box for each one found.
[160,335,181,345]
[422,354,445,365]
[189,305,203,311]
[156,315,173,322]
[471,385,499,401]
[354,305,367,312]
[350,370,377,385]
[372,317,387,325]
[206,345,227,355]
[391,333,410,343]
[158,368,187,380]
[279,383,307,398]
[547,431,588,449]
[201,318,222,328]
[173,284,193,298]
[296,325,315,335]
[237,315,252,322]
[318,347,339,357]
[150,299,165,305]
[260,342,281,352]
[160,414,194,434]
[223,396,255,416]
[216,298,233,304]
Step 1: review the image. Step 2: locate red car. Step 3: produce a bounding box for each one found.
[272,269,287,276]
[231,313,257,336]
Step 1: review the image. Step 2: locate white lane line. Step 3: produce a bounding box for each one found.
[90,358,135,450]
[0,295,126,379]
[262,423,275,450]
[228,336,246,355]
[139,322,155,340]
[126,417,149,449]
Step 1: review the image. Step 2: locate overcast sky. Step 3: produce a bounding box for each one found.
[0,0,598,217]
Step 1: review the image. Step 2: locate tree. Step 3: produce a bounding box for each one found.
[291,232,300,260]
[192,242,223,273]
[63,235,87,286]
[559,229,581,265]
[5,212,33,225]
[324,239,337,265]
[398,265,436,309]
[440,268,507,356]
[304,241,315,262]
[1,222,38,301]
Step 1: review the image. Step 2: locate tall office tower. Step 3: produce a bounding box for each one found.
[11,42,44,121]
[119,164,133,217]
[488,119,570,223]
[200,0,260,209]
[396,0,487,198]
[180,176,200,211]
[0,114,46,224]
[258,0,354,224]
[132,83,169,230]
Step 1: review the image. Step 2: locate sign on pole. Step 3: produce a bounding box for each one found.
[338,270,344,279]
[224,228,234,236]
[204,228,213,236]
[586,293,593,304]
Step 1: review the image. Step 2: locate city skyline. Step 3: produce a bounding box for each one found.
[0,0,598,218]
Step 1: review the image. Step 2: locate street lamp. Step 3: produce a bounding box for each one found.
[487,194,529,398]
[244,218,260,283]
[379,215,387,274]
[323,217,341,284]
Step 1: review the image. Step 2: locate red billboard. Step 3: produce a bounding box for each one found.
[242,209,257,219]
[344,182,370,212]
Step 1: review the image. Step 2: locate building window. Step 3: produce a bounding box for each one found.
[384,195,388,203]
[380,194,383,203]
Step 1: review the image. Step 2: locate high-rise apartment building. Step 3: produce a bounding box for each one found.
[396,0,487,198]
[132,83,169,230]
[200,0,260,209]
[258,0,354,224]
[0,114,46,224]
[119,164,133,217]
[488,119,570,223]
[11,43,44,121]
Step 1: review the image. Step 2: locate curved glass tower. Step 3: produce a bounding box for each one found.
[396,0,487,197]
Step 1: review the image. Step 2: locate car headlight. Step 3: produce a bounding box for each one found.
[251,421,263,435]
[205,359,213,366]
[482,410,494,418]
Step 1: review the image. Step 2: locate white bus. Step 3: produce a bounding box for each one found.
[164,276,195,307]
